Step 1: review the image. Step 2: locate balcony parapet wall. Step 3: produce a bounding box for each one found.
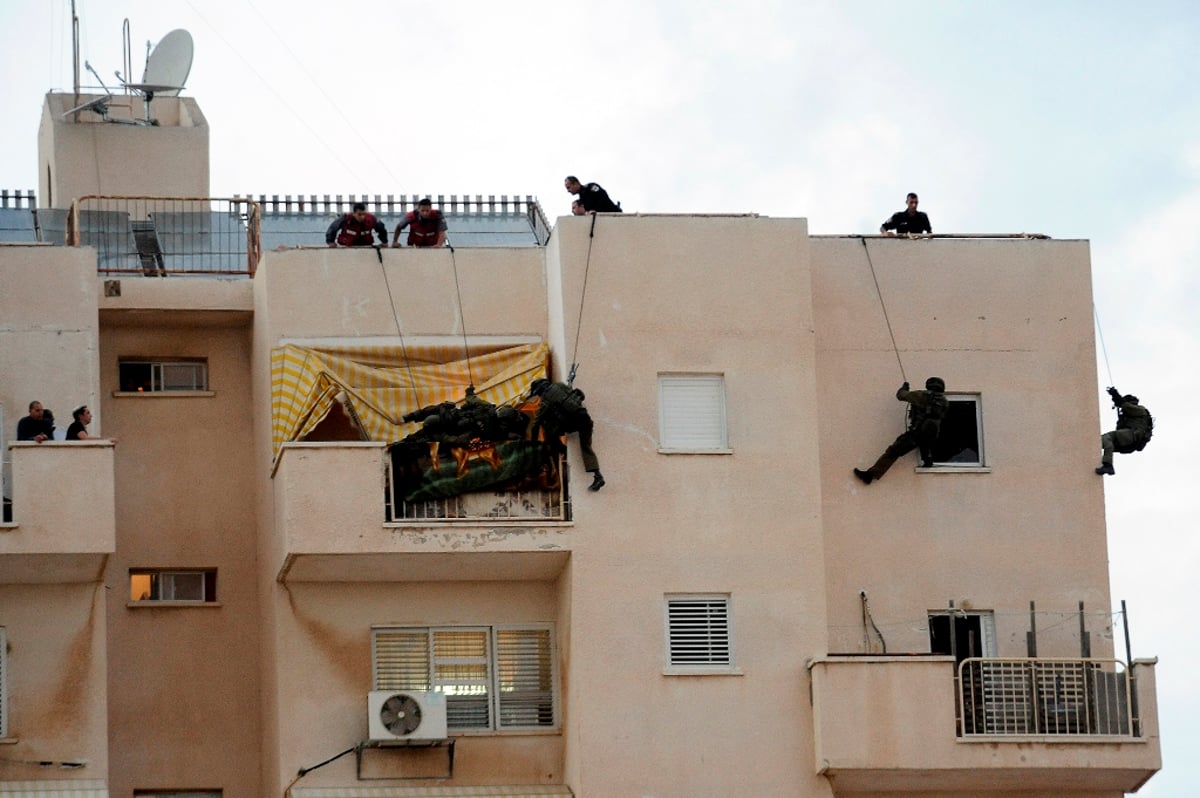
[809,655,1160,794]
[1,441,116,583]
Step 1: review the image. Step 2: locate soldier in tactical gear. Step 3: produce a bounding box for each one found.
[854,377,949,485]
[1096,387,1153,476]
[529,378,605,491]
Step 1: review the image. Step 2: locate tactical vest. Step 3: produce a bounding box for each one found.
[910,391,949,440]
[336,212,379,246]
[1115,403,1153,452]
[406,210,443,246]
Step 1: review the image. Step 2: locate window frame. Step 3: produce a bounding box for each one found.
[372,624,559,733]
[128,568,218,605]
[664,594,737,675]
[657,373,730,453]
[118,358,209,393]
[927,392,986,468]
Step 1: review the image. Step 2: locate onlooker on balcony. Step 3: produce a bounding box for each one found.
[326,202,389,247]
[17,401,55,443]
[66,405,117,444]
[565,176,622,214]
[1096,387,1153,476]
[529,379,605,492]
[392,198,448,248]
[854,377,948,484]
[880,192,932,237]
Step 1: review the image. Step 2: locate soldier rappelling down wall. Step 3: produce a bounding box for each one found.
[529,379,605,491]
[1096,387,1153,476]
[854,377,949,485]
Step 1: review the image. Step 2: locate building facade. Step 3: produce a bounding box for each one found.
[0,91,1161,797]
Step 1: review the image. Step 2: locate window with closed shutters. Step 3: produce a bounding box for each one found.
[665,595,733,672]
[373,625,557,732]
[658,374,729,451]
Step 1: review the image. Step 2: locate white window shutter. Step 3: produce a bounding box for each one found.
[659,374,727,450]
[667,597,731,667]
[495,627,556,728]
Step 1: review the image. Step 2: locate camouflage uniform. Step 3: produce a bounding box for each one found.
[1097,388,1152,475]
[530,380,604,490]
[854,378,949,485]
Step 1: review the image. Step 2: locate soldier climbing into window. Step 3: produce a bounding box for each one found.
[1095,387,1152,476]
[529,378,605,491]
[854,377,949,485]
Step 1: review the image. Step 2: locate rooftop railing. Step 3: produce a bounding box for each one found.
[958,657,1136,737]
[67,195,261,276]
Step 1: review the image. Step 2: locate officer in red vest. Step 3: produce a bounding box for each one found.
[325,202,389,247]
[392,198,448,248]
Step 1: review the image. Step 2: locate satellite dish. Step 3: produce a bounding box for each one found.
[130,28,193,96]
[123,29,193,124]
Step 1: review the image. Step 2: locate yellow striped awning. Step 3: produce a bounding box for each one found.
[291,788,572,798]
[271,342,549,458]
[0,782,107,797]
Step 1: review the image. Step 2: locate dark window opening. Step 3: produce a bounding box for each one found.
[930,397,982,465]
[929,613,984,663]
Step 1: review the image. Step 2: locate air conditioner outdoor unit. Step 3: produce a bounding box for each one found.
[368,690,448,741]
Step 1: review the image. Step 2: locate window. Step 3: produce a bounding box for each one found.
[665,595,733,672]
[1,626,7,737]
[129,569,217,603]
[373,625,557,732]
[119,359,208,392]
[658,374,728,451]
[929,610,996,662]
[929,394,984,467]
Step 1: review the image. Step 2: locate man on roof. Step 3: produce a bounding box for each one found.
[565,175,622,214]
[392,198,448,248]
[880,192,932,237]
[326,202,389,247]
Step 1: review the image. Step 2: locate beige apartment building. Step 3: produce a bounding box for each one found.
[0,89,1162,798]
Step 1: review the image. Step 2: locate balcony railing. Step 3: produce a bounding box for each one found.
[67,195,261,276]
[958,657,1136,737]
[386,451,568,523]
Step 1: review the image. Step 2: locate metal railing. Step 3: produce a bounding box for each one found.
[0,189,36,208]
[245,193,552,245]
[67,196,261,276]
[385,450,568,523]
[958,657,1136,737]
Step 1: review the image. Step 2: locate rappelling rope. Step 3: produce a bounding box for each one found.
[1094,303,1115,387]
[379,254,420,400]
[568,213,599,387]
[861,237,907,382]
[448,241,476,392]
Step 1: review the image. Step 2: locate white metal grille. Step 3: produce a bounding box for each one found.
[666,596,732,667]
[958,657,1134,736]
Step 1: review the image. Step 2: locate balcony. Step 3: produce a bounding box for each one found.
[809,655,1160,794]
[0,441,117,583]
[271,442,571,583]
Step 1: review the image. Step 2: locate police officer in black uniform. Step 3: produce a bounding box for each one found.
[564,176,622,214]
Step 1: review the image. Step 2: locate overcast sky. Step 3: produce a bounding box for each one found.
[2,2,1197,794]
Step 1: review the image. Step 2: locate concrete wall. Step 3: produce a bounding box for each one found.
[811,237,1113,659]
[39,93,209,207]
[550,214,832,797]
[98,319,260,797]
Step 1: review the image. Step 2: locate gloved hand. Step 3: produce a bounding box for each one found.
[900,381,910,391]
[1107,386,1122,402]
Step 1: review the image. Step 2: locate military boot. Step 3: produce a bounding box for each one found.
[588,471,606,492]
[853,468,874,485]
[1095,463,1115,476]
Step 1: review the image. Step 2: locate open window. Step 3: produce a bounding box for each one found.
[129,569,217,603]
[929,393,984,467]
[929,610,996,663]
[119,358,208,392]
